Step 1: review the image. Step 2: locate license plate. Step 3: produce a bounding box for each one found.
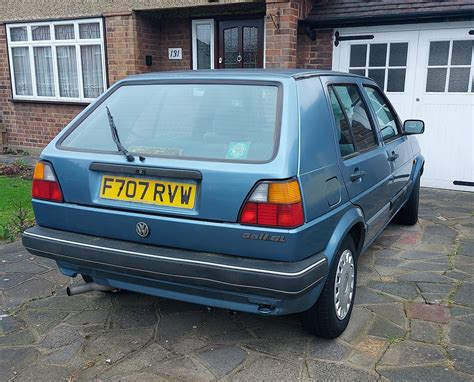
[100,176,196,209]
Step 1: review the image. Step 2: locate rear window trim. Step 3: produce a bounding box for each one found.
[56,79,284,165]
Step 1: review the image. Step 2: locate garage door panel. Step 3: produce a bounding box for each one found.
[414,29,473,190]
[417,103,473,188]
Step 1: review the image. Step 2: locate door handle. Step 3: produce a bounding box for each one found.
[388,152,400,162]
[350,170,366,182]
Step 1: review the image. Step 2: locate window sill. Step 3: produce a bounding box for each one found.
[9,98,91,106]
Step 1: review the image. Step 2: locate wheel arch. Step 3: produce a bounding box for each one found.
[323,206,366,267]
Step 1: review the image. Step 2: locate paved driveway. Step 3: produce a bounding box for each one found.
[1,188,473,381]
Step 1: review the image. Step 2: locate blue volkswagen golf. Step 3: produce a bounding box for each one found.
[22,70,424,338]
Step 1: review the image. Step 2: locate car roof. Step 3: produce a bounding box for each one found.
[124,69,367,82]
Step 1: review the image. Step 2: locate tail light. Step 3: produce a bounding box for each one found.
[239,179,304,228]
[32,161,63,202]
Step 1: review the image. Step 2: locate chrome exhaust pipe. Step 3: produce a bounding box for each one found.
[66,282,116,296]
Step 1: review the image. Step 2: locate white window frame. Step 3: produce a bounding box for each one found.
[348,42,409,93]
[191,19,215,70]
[424,38,474,94]
[6,18,107,103]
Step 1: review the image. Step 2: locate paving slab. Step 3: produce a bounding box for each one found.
[448,321,474,347]
[410,319,441,344]
[378,365,471,382]
[406,303,450,323]
[379,340,446,366]
[306,359,378,381]
[233,357,301,382]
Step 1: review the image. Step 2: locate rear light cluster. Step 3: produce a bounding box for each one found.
[32,162,63,202]
[239,179,304,228]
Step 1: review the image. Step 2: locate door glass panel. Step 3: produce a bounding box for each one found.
[369,44,387,67]
[448,68,470,92]
[196,23,211,69]
[389,43,408,66]
[364,86,399,141]
[332,85,378,152]
[328,87,356,158]
[350,44,367,67]
[428,41,450,65]
[243,26,258,68]
[450,40,472,65]
[368,69,385,89]
[387,69,406,92]
[223,27,239,69]
[426,68,447,92]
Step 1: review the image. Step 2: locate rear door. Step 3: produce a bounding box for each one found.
[324,78,392,240]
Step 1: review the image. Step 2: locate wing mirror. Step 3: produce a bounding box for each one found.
[403,120,425,135]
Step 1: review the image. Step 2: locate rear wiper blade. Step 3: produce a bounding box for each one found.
[105,106,135,162]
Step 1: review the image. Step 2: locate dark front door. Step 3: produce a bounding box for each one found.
[218,20,264,69]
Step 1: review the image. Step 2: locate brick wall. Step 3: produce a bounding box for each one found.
[297,29,333,70]
[136,15,162,72]
[158,18,191,71]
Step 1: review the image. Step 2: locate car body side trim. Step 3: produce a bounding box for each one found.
[22,231,326,277]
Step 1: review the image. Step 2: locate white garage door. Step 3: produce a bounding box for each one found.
[332,22,474,192]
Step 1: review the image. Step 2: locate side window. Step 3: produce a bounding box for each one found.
[330,84,379,154]
[328,87,356,157]
[364,86,400,141]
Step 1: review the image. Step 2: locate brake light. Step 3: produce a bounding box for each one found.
[240,180,304,228]
[32,162,63,202]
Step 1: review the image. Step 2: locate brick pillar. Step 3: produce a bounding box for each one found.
[265,0,299,68]
[104,13,141,85]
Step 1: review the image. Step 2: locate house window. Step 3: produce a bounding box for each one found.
[348,42,408,93]
[426,40,473,93]
[7,19,106,102]
[192,20,215,70]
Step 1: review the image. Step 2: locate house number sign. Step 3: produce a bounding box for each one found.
[168,48,182,60]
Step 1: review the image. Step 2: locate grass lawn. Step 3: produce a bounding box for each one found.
[0,176,33,240]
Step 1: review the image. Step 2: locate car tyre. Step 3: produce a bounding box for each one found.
[395,175,420,226]
[301,236,357,339]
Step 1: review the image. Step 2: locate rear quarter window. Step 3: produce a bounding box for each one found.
[60,82,281,163]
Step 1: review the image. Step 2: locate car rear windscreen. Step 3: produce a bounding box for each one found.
[60,83,280,162]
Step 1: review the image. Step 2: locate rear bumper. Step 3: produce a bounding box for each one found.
[22,226,328,314]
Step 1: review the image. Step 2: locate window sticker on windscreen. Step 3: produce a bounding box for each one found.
[226,142,251,160]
